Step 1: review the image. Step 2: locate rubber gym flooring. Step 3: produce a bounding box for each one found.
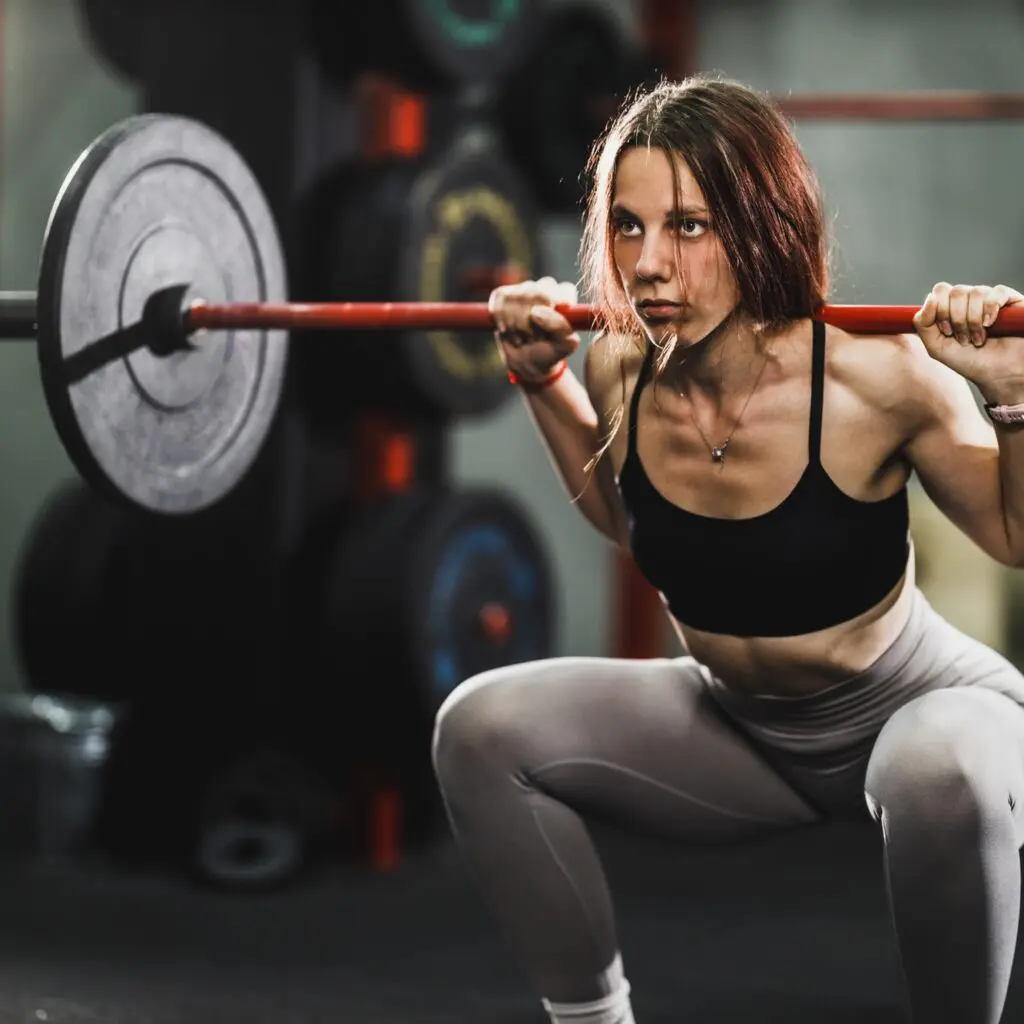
[0,818,1021,1023]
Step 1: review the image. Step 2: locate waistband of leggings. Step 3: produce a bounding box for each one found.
[702,585,934,719]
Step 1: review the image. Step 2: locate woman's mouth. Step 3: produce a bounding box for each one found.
[637,302,682,323]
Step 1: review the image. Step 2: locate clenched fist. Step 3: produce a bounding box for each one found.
[489,277,581,383]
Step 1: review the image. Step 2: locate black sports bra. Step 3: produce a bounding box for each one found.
[617,320,910,637]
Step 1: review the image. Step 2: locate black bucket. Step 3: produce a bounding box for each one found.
[0,692,121,861]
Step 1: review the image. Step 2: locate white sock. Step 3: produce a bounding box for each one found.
[542,983,635,1024]
[541,956,635,1024]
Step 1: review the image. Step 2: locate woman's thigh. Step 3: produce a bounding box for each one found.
[433,655,820,843]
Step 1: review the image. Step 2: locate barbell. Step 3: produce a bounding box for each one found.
[5,113,1024,517]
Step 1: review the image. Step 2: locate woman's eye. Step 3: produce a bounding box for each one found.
[677,219,707,238]
[613,217,707,238]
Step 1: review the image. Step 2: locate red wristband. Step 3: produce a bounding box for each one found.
[507,360,568,392]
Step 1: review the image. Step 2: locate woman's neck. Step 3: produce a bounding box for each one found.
[666,312,780,403]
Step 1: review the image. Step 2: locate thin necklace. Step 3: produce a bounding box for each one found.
[681,352,770,467]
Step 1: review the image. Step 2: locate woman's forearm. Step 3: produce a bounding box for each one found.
[518,368,624,543]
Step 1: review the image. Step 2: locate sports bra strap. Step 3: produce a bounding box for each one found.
[808,319,826,464]
[627,342,655,456]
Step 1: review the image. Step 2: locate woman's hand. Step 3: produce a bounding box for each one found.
[913,282,1024,402]
[489,277,581,383]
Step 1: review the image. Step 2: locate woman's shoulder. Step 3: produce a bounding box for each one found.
[824,325,932,414]
[583,330,646,411]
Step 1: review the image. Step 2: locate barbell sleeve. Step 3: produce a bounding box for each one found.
[0,292,39,338]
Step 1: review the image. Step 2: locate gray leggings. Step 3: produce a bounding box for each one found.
[432,589,1024,1024]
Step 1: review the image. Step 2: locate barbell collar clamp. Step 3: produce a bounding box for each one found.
[144,284,200,355]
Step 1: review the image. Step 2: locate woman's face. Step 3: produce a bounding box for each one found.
[611,146,739,344]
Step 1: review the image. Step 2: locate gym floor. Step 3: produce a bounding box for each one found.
[0,819,1016,1023]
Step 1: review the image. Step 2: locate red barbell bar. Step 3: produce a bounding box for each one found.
[774,92,1024,122]
[186,301,1024,336]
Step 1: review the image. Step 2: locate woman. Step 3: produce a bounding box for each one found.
[432,74,1024,1024]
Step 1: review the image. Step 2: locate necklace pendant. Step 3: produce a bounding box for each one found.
[711,446,726,463]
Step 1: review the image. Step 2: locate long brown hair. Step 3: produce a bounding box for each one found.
[576,74,831,474]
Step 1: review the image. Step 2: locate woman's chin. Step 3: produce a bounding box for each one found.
[646,315,729,349]
[640,320,675,341]
[644,321,696,347]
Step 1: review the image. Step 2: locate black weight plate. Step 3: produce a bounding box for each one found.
[12,481,285,703]
[293,163,420,431]
[496,2,649,212]
[322,489,437,728]
[98,509,287,703]
[306,133,542,421]
[403,0,540,88]
[406,488,554,707]
[308,0,540,93]
[36,114,288,515]
[399,131,543,415]
[77,0,147,81]
[326,487,553,714]
[11,480,131,701]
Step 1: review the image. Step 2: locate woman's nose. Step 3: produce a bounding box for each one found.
[636,232,673,281]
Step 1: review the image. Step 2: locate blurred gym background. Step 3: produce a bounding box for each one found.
[2,1,1024,1021]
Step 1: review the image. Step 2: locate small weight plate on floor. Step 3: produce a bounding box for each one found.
[196,819,303,889]
[192,749,336,891]
[36,114,289,515]
[326,487,553,712]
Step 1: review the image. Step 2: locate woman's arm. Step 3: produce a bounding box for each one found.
[902,346,1018,566]
[906,283,1024,567]
[518,334,630,547]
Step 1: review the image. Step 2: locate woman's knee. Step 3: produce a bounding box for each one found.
[431,662,552,789]
[865,690,1010,825]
